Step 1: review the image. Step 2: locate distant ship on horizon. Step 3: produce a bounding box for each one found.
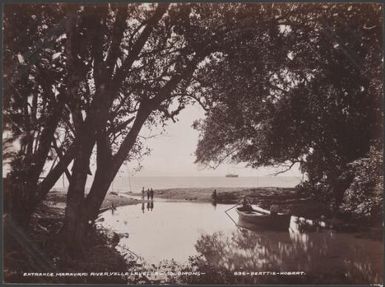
[225,174,239,178]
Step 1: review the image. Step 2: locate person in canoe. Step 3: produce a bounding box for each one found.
[270,204,279,216]
[241,196,253,211]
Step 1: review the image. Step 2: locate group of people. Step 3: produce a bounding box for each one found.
[141,187,154,201]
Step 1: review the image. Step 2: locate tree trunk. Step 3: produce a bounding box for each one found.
[63,136,95,256]
[29,143,77,207]
[84,105,152,222]
[85,165,114,221]
[4,179,35,229]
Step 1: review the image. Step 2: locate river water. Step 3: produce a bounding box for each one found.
[99,200,383,284]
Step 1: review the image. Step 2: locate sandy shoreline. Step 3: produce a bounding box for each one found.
[46,189,140,210]
[48,186,330,220]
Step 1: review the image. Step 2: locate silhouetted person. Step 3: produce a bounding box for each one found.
[270,204,279,216]
[242,196,253,211]
[150,188,154,200]
[212,189,217,201]
[147,188,150,200]
[142,187,145,200]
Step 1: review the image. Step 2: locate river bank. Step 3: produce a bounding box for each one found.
[4,189,142,284]
[128,187,331,219]
[47,189,140,209]
[4,206,131,283]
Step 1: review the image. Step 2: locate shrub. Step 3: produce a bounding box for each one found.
[341,145,383,222]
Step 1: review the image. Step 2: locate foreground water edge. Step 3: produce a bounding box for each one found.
[99,200,383,284]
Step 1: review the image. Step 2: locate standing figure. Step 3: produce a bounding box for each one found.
[147,188,150,200]
[150,188,154,200]
[141,187,145,200]
[212,189,217,201]
[111,202,116,214]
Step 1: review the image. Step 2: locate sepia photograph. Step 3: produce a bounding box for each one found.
[2,2,384,285]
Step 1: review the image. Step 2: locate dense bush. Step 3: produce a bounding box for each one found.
[296,144,383,222]
[340,145,383,222]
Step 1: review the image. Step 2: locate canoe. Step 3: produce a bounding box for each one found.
[236,206,291,230]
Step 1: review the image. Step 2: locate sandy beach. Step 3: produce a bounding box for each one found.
[126,186,331,219]
[46,189,140,209]
[46,186,329,219]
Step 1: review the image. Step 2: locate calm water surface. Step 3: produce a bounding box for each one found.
[100,200,383,284]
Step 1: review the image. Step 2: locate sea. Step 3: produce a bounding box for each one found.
[54,176,302,193]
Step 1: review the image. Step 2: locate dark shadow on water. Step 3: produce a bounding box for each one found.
[179,223,383,284]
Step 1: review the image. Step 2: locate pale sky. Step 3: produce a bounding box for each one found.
[3,102,302,180]
[125,103,302,177]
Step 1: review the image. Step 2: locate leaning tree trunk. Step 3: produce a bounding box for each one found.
[63,136,96,255]
[84,106,152,222]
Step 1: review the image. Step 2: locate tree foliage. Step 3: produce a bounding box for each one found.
[340,144,383,221]
[193,4,383,215]
[3,4,73,225]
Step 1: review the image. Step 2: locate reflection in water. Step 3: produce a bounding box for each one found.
[100,202,383,284]
[185,220,383,284]
[144,201,154,211]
